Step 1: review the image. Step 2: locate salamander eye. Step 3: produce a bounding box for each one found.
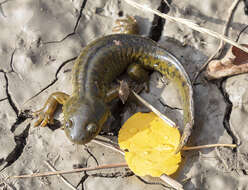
[86,123,98,133]
[65,120,73,128]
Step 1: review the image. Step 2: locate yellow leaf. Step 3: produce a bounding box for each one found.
[118,112,181,177]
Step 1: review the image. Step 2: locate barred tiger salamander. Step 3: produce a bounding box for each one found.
[34,16,194,152]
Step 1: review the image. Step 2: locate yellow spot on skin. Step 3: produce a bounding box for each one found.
[118,112,181,177]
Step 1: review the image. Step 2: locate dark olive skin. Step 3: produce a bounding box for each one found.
[65,34,194,151]
[34,34,194,152]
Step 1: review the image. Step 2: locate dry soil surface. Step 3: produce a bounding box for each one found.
[0,0,248,189]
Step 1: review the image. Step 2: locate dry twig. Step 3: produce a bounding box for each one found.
[215,148,230,171]
[183,144,237,150]
[132,90,176,127]
[9,163,128,179]
[10,137,235,189]
[160,174,184,190]
[44,160,77,190]
[92,138,125,155]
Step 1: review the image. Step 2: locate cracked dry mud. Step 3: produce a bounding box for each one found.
[1,0,248,189]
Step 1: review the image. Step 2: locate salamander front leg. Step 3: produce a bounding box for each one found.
[105,81,130,104]
[33,92,69,127]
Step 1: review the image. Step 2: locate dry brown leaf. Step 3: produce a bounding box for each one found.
[206,44,248,79]
[118,80,130,104]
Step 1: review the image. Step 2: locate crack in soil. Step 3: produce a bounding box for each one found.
[26,56,77,102]
[76,172,89,190]
[90,170,134,178]
[9,49,16,73]
[0,97,7,102]
[77,170,133,189]
[44,0,88,44]
[2,71,19,116]
[7,49,23,80]
[73,0,87,32]
[84,147,99,166]
[10,110,32,132]
[218,79,239,146]
[0,0,11,18]
[148,0,170,42]
[135,175,170,189]
[77,148,133,188]
[0,52,33,174]
[0,5,6,18]
[1,45,61,178]
[159,99,182,110]
[0,49,26,117]
[0,124,30,172]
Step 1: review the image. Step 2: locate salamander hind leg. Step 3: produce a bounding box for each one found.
[33,92,69,127]
[112,15,139,35]
[127,63,150,92]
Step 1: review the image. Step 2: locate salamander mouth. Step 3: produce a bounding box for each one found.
[64,127,93,144]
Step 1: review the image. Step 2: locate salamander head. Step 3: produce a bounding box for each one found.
[63,96,109,144]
